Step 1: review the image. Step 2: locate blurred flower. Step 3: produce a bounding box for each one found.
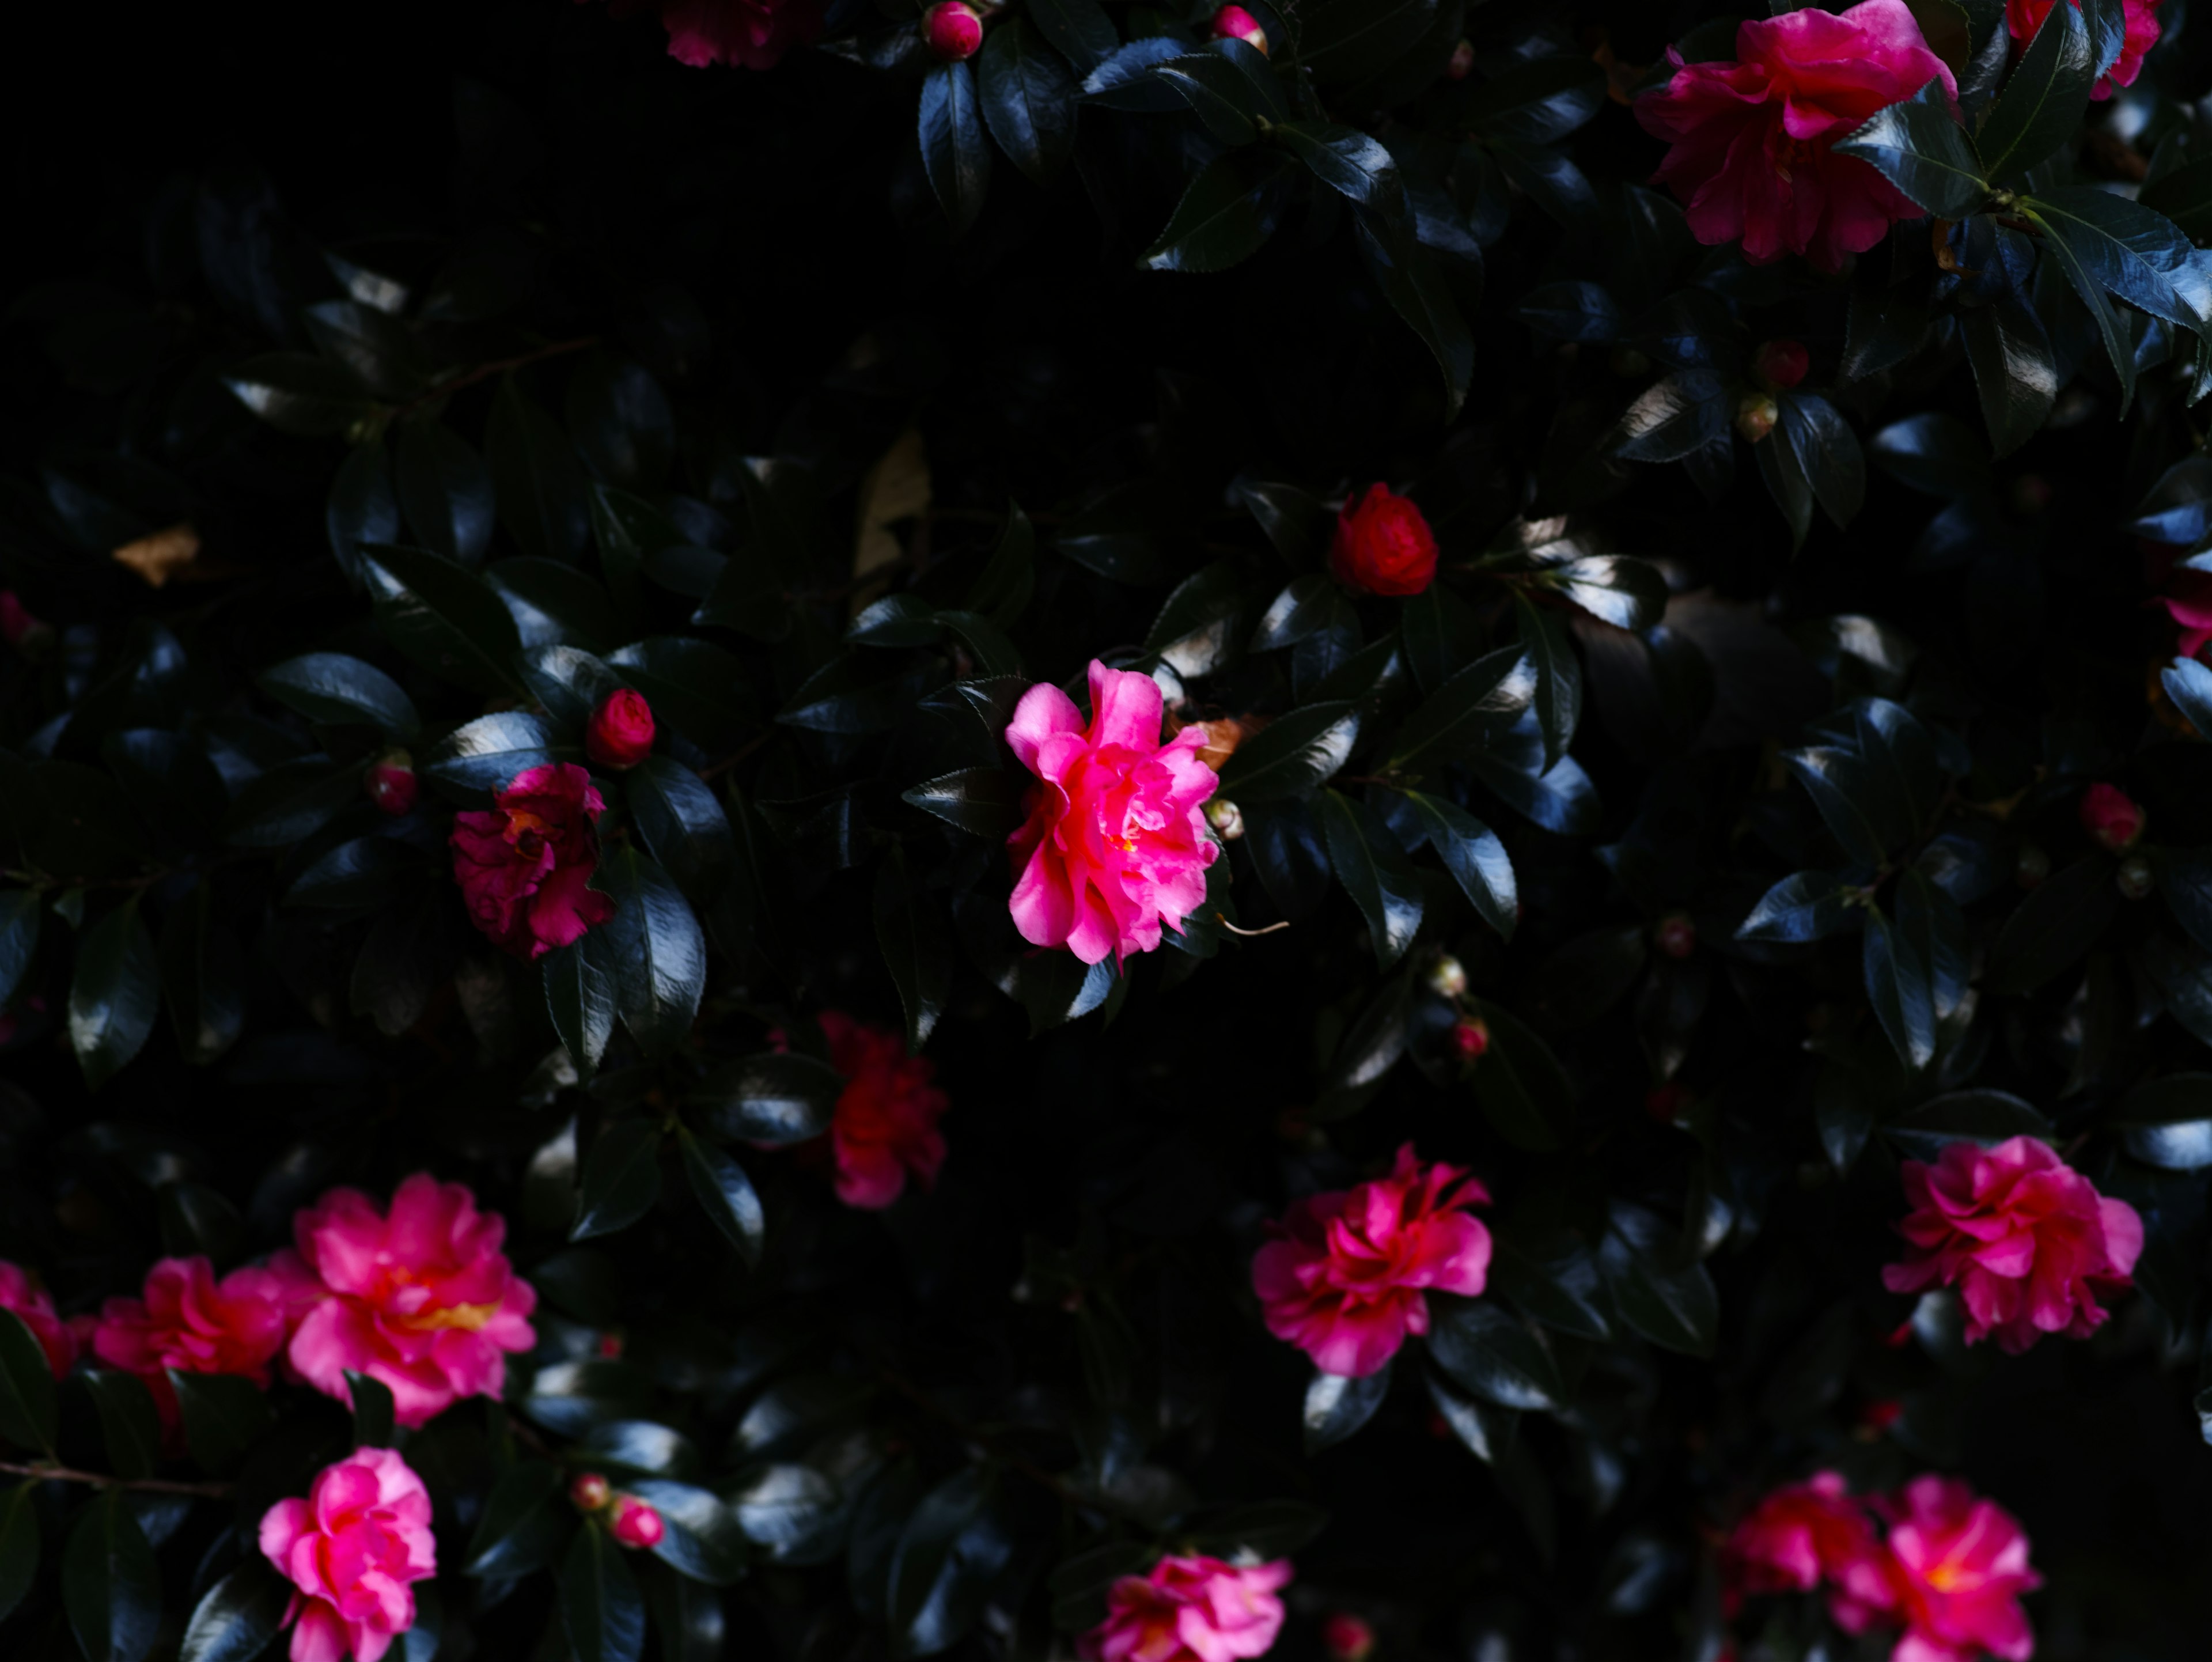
[1751,339,1809,392]
[1320,1612,1374,1662]
[90,1255,288,1432]
[1881,1137,2141,1352]
[585,689,656,770]
[586,0,825,70]
[1330,484,1437,597]
[2007,0,2160,99]
[450,763,615,960]
[1080,1554,1293,1662]
[1879,1475,2040,1662]
[260,1447,436,1662]
[1449,1017,1489,1061]
[1637,1,1955,271]
[0,591,46,650]
[820,1010,950,1209]
[0,1260,78,1378]
[1721,1471,1895,1633]
[1252,1145,1492,1377]
[2079,783,2145,851]
[270,1174,537,1426]
[571,1472,613,1512]
[1448,39,1475,79]
[1006,661,1219,966]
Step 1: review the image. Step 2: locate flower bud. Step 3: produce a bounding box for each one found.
[1447,39,1475,79]
[1645,1082,1688,1123]
[1750,339,1809,392]
[1655,913,1696,960]
[1321,1614,1376,1662]
[923,0,984,60]
[1734,392,1778,444]
[596,1332,624,1360]
[2015,844,2048,889]
[1857,1398,1903,1435]
[1331,483,1437,597]
[1210,5,1268,54]
[610,1494,665,1549]
[0,591,52,655]
[1449,1017,1488,1062]
[365,754,418,817]
[1425,955,1467,1000]
[570,1472,612,1513]
[585,689,656,771]
[1205,798,1245,841]
[2118,855,2155,902]
[2078,783,2143,853]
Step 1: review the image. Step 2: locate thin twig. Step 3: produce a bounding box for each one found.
[392,336,600,420]
[0,1459,234,1498]
[698,731,774,782]
[1214,914,1290,938]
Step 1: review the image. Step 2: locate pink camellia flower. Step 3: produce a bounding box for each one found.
[2008,0,2161,99]
[1879,1475,2040,1662]
[450,763,616,961]
[259,1447,437,1662]
[1079,1554,1294,1662]
[1251,1145,1492,1378]
[819,1010,950,1210]
[585,0,825,70]
[268,1173,537,1428]
[1881,1137,2142,1353]
[1330,484,1437,597]
[1006,661,1220,966]
[585,689,655,771]
[89,1256,289,1430]
[0,1259,78,1379]
[1637,1,1957,272]
[2079,783,2145,851]
[1722,1472,1898,1634]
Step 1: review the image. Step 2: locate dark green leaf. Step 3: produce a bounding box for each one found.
[1319,789,1423,969]
[346,1370,396,1448]
[1488,1223,1610,1341]
[0,889,40,1009]
[1547,556,1665,633]
[690,1053,843,1145]
[628,758,735,903]
[609,638,757,755]
[0,1483,36,1627]
[631,1479,748,1585]
[69,899,160,1091]
[902,767,1031,839]
[465,1460,568,1579]
[1833,80,1987,219]
[1462,997,1571,1153]
[1142,150,1294,273]
[1513,597,1579,767]
[1387,647,1535,772]
[522,1360,655,1437]
[396,419,495,565]
[180,1561,290,1662]
[1398,790,1516,941]
[1960,298,2057,457]
[286,835,423,909]
[490,558,620,652]
[361,543,525,698]
[677,1130,764,1267]
[920,61,993,234]
[1599,1203,1718,1358]
[2165,657,2212,741]
[1977,0,2092,183]
[223,352,372,437]
[886,1467,1013,1659]
[0,1309,58,1452]
[594,846,707,1059]
[1883,1089,2052,1160]
[171,1372,272,1473]
[2116,1073,2212,1170]
[876,846,952,1052]
[1353,211,1472,421]
[1218,703,1360,803]
[979,20,1078,185]
[1027,0,1117,72]
[1425,1297,1563,1412]
[1738,871,1856,943]
[221,758,362,850]
[563,1521,649,1662]
[64,1489,160,1662]
[1863,907,1936,1070]
[81,1371,161,1481]
[1272,122,1405,221]
[726,1463,840,1559]
[421,710,555,801]
[303,298,427,399]
[328,439,401,586]
[488,376,589,564]
[1985,857,2118,996]
[1304,1366,1389,1453]
[157,1180,243,1266]
[257,652,420,740]
[574,1118,665,1241]
[546,928,619,1077]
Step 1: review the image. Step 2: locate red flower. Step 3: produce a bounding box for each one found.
[450,763,616,960]
[585,689,656,771]
[0,1260,78,1379]
[1637,1,1956,272]
[2008,0,2161,99]
[821,1011,951,1209]
[2078,783,2144,852]
[1251,1145,1491,1377]
[1722,1472,1897,1633]
[89,1256,289,1430]
[1330,484,1438,598]
[1880,1476,2040,1662]
[1881,1137,2141,1353]
[588,0,825,70]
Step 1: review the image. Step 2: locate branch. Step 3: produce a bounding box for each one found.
[391,336,600,421]
[0,1459,233,1498]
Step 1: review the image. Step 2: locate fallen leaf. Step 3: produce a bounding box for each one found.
[112,523,203,588]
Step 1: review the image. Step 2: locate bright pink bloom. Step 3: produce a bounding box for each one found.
[268,1174,537,1428]
[1079,1554,1293,1662]
[2008,0,2161,99]
[1637,1,1956,272]
[1210,5,1270,54]
[90,1256,288,1429]
[923,1,984,60]
[1006,661,1220,966]
[1882,1137,2141,1353]
[2078,783,2144,851]
[587,0,825,70]
[1881,1475,2040,1662]
[820,1010,950,1210]
[1330,484,1437,597]
[259,1448,437,1662]
[1251,1145,1492,1377]
[611,1494,666,1549]
[450,762,615,961]
[0,1260,78,1379]
[585,690,656,771]
[1722,1472,1898,1633]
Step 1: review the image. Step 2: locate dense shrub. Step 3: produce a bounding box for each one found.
[4,2,2212,1660]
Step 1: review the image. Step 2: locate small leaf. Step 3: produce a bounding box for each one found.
[69,899,160,1091]
[574,1118,665,1242]
[1217,704,1361,804]
[919,61,993,234]
[1319,789,1424,970]
[180,1561,291,1662]
[346,1370,396,1448]
[1425,1298,1564,1412]
[1387,648,1535,773]
[678,1131,766,1267]
[978,19,1078,186]
[690,1053,844,1145]
[256,652,420,739]
[593,846,708,1059]
[1304,1366,1390,1453]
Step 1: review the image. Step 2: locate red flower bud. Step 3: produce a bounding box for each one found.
[1734,393,1778,445]
[586,689,656,771]
[1321,1614,1376,1662]
[1330,484,1438,598]
[0,591,49,652]
[2079,783,2143,853]
[1449,1017,1488,1061]
[597,1332,624,1360]
[1750,339,1809,392]
[1655,913,1695,960]
[1210,5,1268,54]
[570,1472,612,1513]
[923,1,984,60]
[365,755,418,817]
[1859,1398,1903,1433]
[1448,39,1475,79]
[610,1494,665,1549]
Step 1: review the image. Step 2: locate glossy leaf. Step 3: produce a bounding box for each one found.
[1834,80,1987,219]
[63,1489,160,1662]
[396,419,496,565]
[0,1483,35,1627]
[876,845,952,1051]
[172,1371,272,1472]
[1142,150,1294,274]
[1882,1089,2052,1161]
[1218,703,1360,804]
[361,543,525,698]
[180,1561,290,1662]
[979,20,1077,185]
[257,652,420,740]
[678,1130,765,1267]
[464,1460,568,1578]
[1976,0,2092,183]
[1304,1366,1390,1453]
[919,61,992,234]
[1426,1297,1564,1413]
[69,899,160,1091]
[594,846,708,1059]
[1319,789,1423,970]
[563,1521,649,1662]
[574,1117,665,1241]
[0,1309,56,1452]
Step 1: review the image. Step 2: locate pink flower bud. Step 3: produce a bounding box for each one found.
[923,1,984,60]
[585,689,656,771]
[1449,1017,1488,1061]
[1734,393,1779,445]
[365,756,418,817]
[570,1472,612,1513]
[1210,5,1268,54]
[1321,1614,1375,1662]
[2079,783,2143,853]
[1448,39,1475,79]
[610,1494,665,1549]
[1655,914,1696,959]
[1751,339,1809,392]
[1205,798,1245,841]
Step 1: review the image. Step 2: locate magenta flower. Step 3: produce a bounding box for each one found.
[449,762,616,961]
[1079,1554,1293,1662]
[0,1260,78,1379]
[1251,1145,1493,1378]
[1005,661,1219,966]
[1636,1,1956,272]
[819,1010,950,1210]
[89,1256,288,1431]
[259,1448,437,1662]
[1881,1137,2141,1353]
[1722,1472,1897,1634]
[585,0,826,70]
[268,1174,537,1428]
[2008,0,2162,100]
[1881,1476,2040,1662]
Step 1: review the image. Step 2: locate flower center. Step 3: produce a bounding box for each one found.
[395,1298,502,1334]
